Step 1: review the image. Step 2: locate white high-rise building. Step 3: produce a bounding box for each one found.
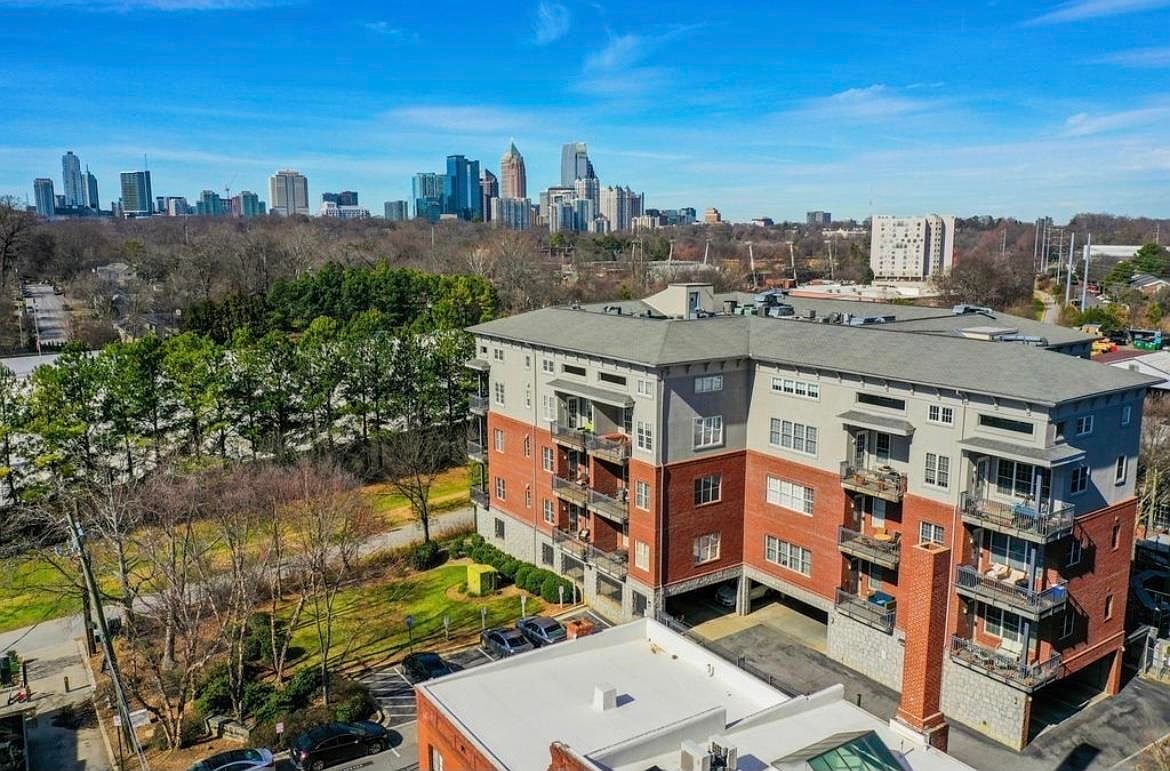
[61,151,83,207]
[870,214,956,281]
[268,169,310,217]
[491,197,532,230]
[600,185,642,233]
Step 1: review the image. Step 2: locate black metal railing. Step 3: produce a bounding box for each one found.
[836,525,901,569]
[466,440,486,462]
[834,588,895,634]
[587,487,629,523]
[468,394,489,413]
[949,635,1062,691]
[959,492,1075,542]
[549,421,588,449]
[552,475,589,506]
[954,565,1068,618]
[840,462,907,501]
[552,528,628,580]
[586,433,630,463]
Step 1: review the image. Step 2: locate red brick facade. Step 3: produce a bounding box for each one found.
[660,451,746,585]
[896,543,952,751]
[416,689,496,771]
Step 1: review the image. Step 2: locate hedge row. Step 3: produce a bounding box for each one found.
[448,534,575,605]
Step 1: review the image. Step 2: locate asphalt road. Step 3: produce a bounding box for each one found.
[23,283,69,346]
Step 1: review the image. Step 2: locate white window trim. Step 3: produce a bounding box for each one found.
[927,404,955,426]
[1121,404,1132,427]
[765,476,814,515]
[1069,464,1089,496]
[693,415,724,449]
[1115,455,1128,485]
[634,480,650,511]
[1076,415,1094,436]
[924,452,950,489]
[770,376,820,400]
[634,540,650,571]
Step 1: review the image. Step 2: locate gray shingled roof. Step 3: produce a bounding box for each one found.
[468,308,1155,406]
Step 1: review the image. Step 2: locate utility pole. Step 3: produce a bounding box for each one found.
[1000,228,1007,260]
[827,239,835,280]
[1032,220,1040,273]
[747,242,758,290]
[1081,233,1092,311]
[789,242,797,283]
[1064,232,1076,307]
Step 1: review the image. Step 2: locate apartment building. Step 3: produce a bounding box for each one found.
[465,283,1153,750]
[870,214,956,281]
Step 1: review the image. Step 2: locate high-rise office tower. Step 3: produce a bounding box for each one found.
[119,170,153,216]
[33,178,55,217]
[492,197,532,230]
[338,191,358,206]
[413,172,446,221]
[61,151,83,207]
[268,169,309,216]
[444,155,482,220]
[500,141,527,200]
[807,211,832,226]
[238,191,265,217]
[560,142,595,186]
[84,167,100,209]
[384,200,409,221]
[574,176,600,210]
[480,169,498,223]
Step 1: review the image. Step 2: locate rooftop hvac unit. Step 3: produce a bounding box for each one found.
[709,737,738,770]
[680,741,712,771]
[952,304,995,316]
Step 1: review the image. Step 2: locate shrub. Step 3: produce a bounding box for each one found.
[499,558,519,580]
[468,533,484,548]
[330,678,377,723]
[241,680,278,717]
[470,545,489,564]
[541,575,573,604]
[410,540,440,571]
[193,663,233,718]
[243,613,288,666]
[514,565,531,590]
[284,667,323,707]
[524,569,547,595]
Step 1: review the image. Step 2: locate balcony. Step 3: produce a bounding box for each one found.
[552,475,589,507]
[587,488,629,524]
[834,588,895,634]
[949,636,1062,692]
[469,394,489,415]
[549,421,588,450]
[466,440,486,464]
[954,565,1068,621]
[586,433,630,464]
[959,493,1075,543]
[837,526,901,570]
[552,528,628,580]
[840,462,906,503]
[470,485,489,508]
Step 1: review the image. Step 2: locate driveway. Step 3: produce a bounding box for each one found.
[23,283,69,346]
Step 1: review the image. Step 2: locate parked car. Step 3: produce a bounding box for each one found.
[516,616,567,647]
[715,582,769,608]
[402,651,454,683]
[189,748,274,771]
[290,722,391,770]
[480,627,535,658]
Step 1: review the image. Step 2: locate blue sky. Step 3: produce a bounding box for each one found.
[1,0,1168,221]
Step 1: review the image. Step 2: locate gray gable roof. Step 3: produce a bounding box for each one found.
[469,307,1156,406]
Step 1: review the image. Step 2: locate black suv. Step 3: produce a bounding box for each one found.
[516,616,567,647]
[290,721,390,770]
[402,651,454,683]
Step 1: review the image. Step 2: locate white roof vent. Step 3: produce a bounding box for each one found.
[592,683,617,712]
[680,740,712,771]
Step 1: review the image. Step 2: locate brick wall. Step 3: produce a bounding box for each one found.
[661,451,746,586]
[487,412,542,528]
[895,542,951,749]
[416,690,496,771]
[626,458,660,587]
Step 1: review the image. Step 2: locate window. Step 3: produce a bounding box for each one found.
[494,477,506,500]
[543,499,555,524]
[430,746,445,771]
[692,415,724,449]
[493,429,505,452]
[1067,537,1083,567]
[542,394,555,420]
[1115,455,1128,485]
[766,476,815,515]
[994,460,1050,500]
[694,474,722,505]
[875,433,891,464]
[695,374,723,393]
[541,543,554,565]
[635,480,650,510]
[769,418,818,455]
[542,359,554,374]
[622,406,633,434]
[1104,594,1114,620]
[522,435,531,457]
[1122,404,1132,427]
[524,354,531,370]
[634,540,650,570]
[524,487,532,508]
[989,531,1029,571]
[928,404,954,426]
[857,392,905,411]
[920,521,945,545]
[866,562,882,590]
[599,371,627,386]
[1061,612,1075,639]
[494,518,505,538]
[979,414,1034,435]
[636,420,654,451]
[479,345,487,354]
[542,446,554,472]
[562,363,586,377]
[764,535,812,576]
[693,533,720,564]
[493,381,505,406]
[1070,464,1089,495]
[985,607,1023,643]
[492,348,504,362]
[924,453,950,488]
[1111,521,1121,550]
[1076,415,1094,436]
[524,383,531,409]
[770,377,819,399]
[636,379,653,397]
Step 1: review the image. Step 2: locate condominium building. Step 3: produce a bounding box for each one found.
[84,167,100,210]
[871,214,956,281]
[808,210,833,226]
[491,197,533,231]
[413,172,446,222]
[61,151,84,207]
[268,169,309,217]
[465,284,1150,751]
[119,170,153,216]
[32,178,55,217]
[599,186,643,233]
[384,200,409,221]
[704,207,722,224]
[499,141,526,200]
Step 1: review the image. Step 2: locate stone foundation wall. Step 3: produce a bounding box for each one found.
[826,612,905,692]
[939,658,1029,750]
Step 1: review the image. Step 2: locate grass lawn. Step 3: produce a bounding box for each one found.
[287,561,544,671]
[362,466,469,529]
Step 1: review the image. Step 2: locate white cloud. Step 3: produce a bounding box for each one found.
[384,105,537,134]
[576,26,703,98]
[797,85,940,121]
[363,21,418,43]
[1062,107,1170,136]
[532,1,570,45]
[1024,0,1170,25]
[1094,46,1170,67]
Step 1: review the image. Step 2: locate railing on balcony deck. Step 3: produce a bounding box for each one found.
[551,528,628,580]
[587,487,629,523]
[552,475,589,506]
[949,635,1062,691]
[954,565,1068,619]
[959,492,1075,542]
[839,462,907,502]
[468,394,489,413]
[470,486,488,507]
[466,440,486,462]
[549,421,588,449]
[836,526,901,569]
[586,434,630,463]
[834,588,895,634]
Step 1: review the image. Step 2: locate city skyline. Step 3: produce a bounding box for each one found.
[1,1,1169,221]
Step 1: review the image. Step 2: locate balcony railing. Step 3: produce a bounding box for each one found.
[549,421,588,450]
[552,475,589,506]
[470,486,489,507]
[468,394,489,414]
[959,493,1075,543]
[949,636,1062,692]
[840,462,907,503]
[834,588,895,634]
[552,528,628,580]
[837,526,901,570]
[466,440,486,463]
[586,434,630,464]
[587,488,629,524]
[954,565,1068,620]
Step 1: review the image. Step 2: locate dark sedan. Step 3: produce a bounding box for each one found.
[290,721,391,771]
[402,651,454,683]
[516,615,567,647]
[480,627,535,658]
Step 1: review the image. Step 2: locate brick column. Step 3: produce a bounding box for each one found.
[894,541,951,751]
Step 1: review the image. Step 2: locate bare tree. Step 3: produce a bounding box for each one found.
[0,198,34,290]
[382,428,455,543]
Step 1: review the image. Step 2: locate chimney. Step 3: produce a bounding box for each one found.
[893,541,951,751]
[592,684,617,712]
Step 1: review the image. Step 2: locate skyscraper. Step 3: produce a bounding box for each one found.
[492,197,532,230]
[413,172,446,221]
[444,155,481,220]
[500,141,527,200]
[239,191,265,217]
[61,151,83,207]
[480,169,498,224]
[559,142,595,186]
[573,176,600,210]
[196,190,227,216]
[119,170,153,216]
[84,167,100,210]
[268,169,309,216]
[384,200,408,221]
[600,185,641,232]
[33,178,55,217]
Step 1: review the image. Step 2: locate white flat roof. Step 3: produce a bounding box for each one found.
[417,619,972,771]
